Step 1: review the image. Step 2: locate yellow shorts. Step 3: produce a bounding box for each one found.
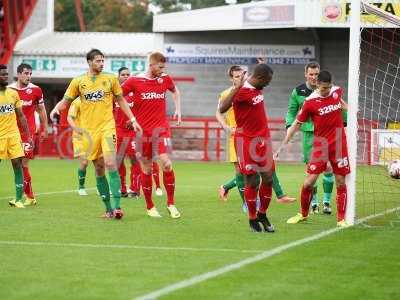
[72,136,85,158]
[227,134,237,163]
[80,128,117,161]
[0,135,24,160]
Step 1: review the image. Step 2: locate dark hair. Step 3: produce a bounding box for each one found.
[305,61,320,72]
[86,49,104,62]
[0,64,7,70]
[17,63,32,73]
[118,67,129,75]
[318,70,332,83]
[253,63,273,78]
[228,65,242,78]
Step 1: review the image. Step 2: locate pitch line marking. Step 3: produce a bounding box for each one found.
[134,206,400,300]
[0,240,263,254]
[0,188,97,200]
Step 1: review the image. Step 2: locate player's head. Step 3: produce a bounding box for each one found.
[118,67,130,84]
[17,63,33,86]
[305,61,320,89]
[148,52,166,78]
[0,64,8,88]
[250,64,273,90]
[228,65,244,83]
[317,70,333,97]
[86,49,104,74]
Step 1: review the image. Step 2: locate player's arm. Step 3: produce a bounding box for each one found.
[170,86,182,125]
[285,89,300,129]
[340,98,348,110]
[115,94,142,134]
[274,120,301,159]
[15,107,32,146]
[50,98,71,121]
[36,103,48,138]
[219,71,247,113]
[50,78,79,121]
[215,105,229,131]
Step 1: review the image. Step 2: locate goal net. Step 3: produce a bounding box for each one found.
[351,1,400,225]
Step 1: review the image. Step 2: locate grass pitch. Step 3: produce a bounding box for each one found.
[0,159,399,300]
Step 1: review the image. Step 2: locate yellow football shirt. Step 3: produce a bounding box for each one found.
[64,72,122,132]
[0,88,22,138]
[219,87,236,128]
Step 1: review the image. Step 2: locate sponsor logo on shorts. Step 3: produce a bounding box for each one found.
[0,104,14,114]
[84,90,105,102]
[22,100,33,106]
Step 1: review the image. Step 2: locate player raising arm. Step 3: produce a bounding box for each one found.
[275,70,350,227]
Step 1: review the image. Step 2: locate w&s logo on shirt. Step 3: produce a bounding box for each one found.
[84,90,105,102]
[0,104,15,114]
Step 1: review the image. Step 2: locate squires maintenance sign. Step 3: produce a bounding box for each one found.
[165,44,315,65]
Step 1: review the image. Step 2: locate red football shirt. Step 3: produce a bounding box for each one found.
[114,91,135,131]
[8,82,44,136]
[232,81,269,137]
[121,73,175,135]
[297,86,346,146]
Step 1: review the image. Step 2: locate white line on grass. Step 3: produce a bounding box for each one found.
[135,206,400,300]
[0,240,262,254]
[0,188,97,200]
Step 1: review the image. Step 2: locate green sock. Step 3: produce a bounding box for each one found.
[109,170,121,209]
[311,184,318,206]
[78,168,86,189]
[96,176,112,211]
[235,173,245,203]
[13,166,23,201]
[223,177,237,191]
[272,171,284,198]
[323,173,334,204]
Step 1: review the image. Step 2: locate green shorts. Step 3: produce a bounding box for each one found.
[302,131,314,163]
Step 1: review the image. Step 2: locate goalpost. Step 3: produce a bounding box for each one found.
[347,0,400,225]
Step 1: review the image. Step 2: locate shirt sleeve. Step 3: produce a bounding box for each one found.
[112,75,123,97]
[285,88,299,128]
[165,75,176,92]
[14,91,22,109]
[296,100,311,123]
[121,77,135,96]
[64,78,80,101]
[36,87,44,105]
[232,88,249,103]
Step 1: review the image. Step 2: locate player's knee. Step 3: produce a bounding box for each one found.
[335,176,346,187]
[11,158,22,169]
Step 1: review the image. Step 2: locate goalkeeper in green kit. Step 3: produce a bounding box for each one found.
[286,62,342,214]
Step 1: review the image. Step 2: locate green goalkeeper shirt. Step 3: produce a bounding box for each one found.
[285,83,348,132]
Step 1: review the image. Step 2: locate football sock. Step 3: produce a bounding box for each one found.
[223,177,237,191]
[336,184,347,221]
[301,185,313,217]
[258,183,272,214]
[235,173,245,203]
[272,171,284,198]
[152,162,161,188]
[13,166,23,201]
[108,170,121,209]
[22,166,34,198]
[311,183,318,206]
[96,176,112,211]
[141,172,154,209]
[118,162,127,193]
[163,169,175,206]
[244,185,258,219]
[130,162,141,192]
[78,168,86,189]
[323,173,334,204]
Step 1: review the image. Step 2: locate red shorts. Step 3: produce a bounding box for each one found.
[307,141,351,176]
[137,129,171,160]
[234,134,275,175]
[116,129,136,158]
[21,134,35,159]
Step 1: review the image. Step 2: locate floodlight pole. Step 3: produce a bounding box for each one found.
[346,0,362,225]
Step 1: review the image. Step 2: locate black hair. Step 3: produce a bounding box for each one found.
[86,49,104,62]
[0,64,7,70]
[318,70,332,83]
[118,67,129,75]
[253,63,273,78]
